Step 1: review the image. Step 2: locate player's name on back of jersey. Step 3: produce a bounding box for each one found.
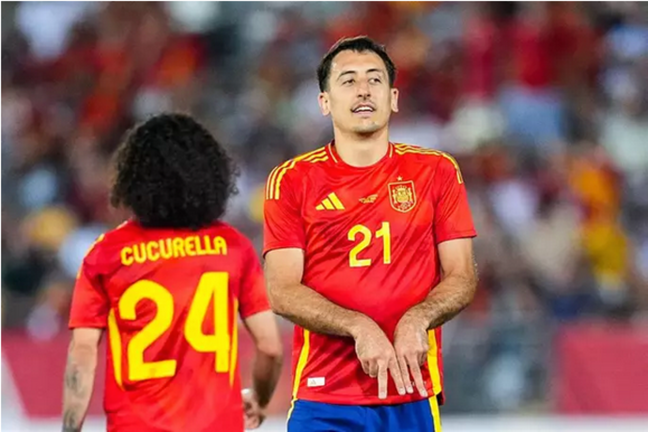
[121,235,227,266]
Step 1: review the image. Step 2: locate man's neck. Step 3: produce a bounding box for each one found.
[333,127,390,168]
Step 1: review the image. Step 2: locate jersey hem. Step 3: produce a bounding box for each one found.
[435,229,477,245]
[262,243,305,257]
[68,321,107,329]
[294,389,442,406]
[240,305,272,320]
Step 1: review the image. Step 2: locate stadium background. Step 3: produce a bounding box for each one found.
[1,1,648,431]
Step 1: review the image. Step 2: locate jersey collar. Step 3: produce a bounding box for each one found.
[326,141,394,165]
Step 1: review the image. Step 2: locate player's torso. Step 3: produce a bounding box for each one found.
[280,143,448,406]
[97,221,245,431]
[299,144,441,334]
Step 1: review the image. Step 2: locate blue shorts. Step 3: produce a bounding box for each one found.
[287,396,442,432]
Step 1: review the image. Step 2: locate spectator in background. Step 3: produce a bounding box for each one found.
[600,69,648,185]
[498,3,567,151]
[518,171,593,321]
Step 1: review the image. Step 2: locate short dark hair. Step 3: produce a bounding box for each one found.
[317,36,397,92]
[110,113,238,230]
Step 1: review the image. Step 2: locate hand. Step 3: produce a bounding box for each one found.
[393,311,430,397]
[242,388,266,429]
[352,317,406,399]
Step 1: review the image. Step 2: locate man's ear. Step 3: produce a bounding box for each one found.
[319,92,331,116]
[391,88,399,113]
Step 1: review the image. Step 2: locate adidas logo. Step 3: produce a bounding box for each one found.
[316,193,345,211]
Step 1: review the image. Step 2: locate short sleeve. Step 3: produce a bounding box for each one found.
[69,242,109,329]
[433,156,477,244]
[239,241,271,319]
[263,168,306,256]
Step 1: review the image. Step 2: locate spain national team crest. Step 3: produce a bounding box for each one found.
[388,178,417,213]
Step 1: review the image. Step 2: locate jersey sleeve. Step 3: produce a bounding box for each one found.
[263,167,306,256]
[433,156,477,244]
[69,237,109,329]
[239,240,271,319]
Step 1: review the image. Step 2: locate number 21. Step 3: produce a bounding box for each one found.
[348,222,391,267]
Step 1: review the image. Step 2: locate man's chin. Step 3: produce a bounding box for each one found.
[351,123,382,135]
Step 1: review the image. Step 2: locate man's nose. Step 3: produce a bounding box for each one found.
[356,80,371,98]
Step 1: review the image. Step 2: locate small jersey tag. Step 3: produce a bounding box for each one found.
[307,377,325,388]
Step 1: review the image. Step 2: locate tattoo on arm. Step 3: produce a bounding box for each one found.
[64,360,85,397]
[61,339,97,432]
[62,410,81,432]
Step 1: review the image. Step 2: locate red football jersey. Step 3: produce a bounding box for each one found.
[69,220,270,432]
[264,142,476,406]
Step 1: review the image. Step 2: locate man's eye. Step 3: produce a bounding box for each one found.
[344,79,354,85]
[370,78,381,84]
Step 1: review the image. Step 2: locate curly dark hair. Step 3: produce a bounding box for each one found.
[110,113,238,230]
[317,36,397,92]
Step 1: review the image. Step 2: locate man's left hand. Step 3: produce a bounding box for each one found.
[393,311,430,397]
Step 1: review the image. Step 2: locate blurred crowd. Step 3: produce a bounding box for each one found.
[2,1,648,412]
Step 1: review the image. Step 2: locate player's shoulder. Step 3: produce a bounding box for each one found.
[80,220,133,268]
[394,143,464,184]
[98,219,139,246]
[393,143,459,166]
[265,145,329,200]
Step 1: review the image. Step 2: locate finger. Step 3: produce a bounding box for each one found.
[360,360,369,375]
[378,361,388,399]
[359,358,372,376]
[419,342,430,366]
[419,351,427,367]
[246,415,260,430]
[388,357,406,396]
[408,356,428,397]
[247,411,261,429]
[244,414,253,429]
[367,360,378,378]
[397,354,413,394]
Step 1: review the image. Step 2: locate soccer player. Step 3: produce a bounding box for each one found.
[62,114,283,432]
[264,37,478,431]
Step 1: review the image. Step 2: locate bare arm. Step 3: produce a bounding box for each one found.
[243,310,284,408]
[62,328,102,432]
[264,248,373,339]
[393,237,478,396]
[407,238,478,329]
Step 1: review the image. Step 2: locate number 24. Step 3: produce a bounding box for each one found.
[348,222,391,267]
[109,272,231,384]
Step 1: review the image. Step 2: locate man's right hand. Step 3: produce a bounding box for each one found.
[242,388,266,429]
[352,317,406,399]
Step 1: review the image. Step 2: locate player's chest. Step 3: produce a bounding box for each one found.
[301,166,435,243]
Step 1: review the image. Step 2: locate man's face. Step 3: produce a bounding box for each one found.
[319,50,399,135]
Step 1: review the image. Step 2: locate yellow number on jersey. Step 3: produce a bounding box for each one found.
[185,272,230,373]
[348,222,391,268]
[113,272,231,383]
[119,281,177,381]
[348,225,372,267]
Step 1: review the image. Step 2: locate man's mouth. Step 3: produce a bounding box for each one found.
[352,104,375,114]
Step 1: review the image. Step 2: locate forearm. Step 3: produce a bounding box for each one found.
[252,349,283,408]
[62,342,98,432]
[270,283,372,338]
[409,272,477,330]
